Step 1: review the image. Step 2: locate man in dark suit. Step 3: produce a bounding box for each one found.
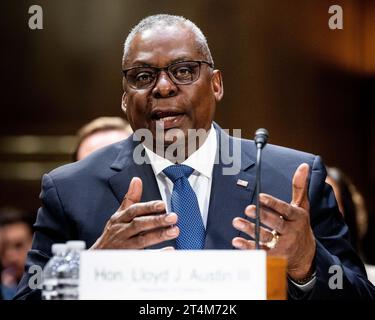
[15,14,374,299]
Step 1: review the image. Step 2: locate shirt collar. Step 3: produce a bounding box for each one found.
[144,124,217,179]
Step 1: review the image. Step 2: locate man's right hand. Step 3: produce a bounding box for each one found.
[90,177,179,249]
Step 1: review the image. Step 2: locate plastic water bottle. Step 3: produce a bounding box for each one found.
[60,240,86,300]
[42,243,68,300]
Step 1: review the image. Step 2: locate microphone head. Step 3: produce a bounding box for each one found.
[254,128,269,148]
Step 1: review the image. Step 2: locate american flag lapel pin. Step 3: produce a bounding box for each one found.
[236,179,249,188]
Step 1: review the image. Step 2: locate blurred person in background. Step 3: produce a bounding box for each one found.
[0,117,131,299]
[326,167,375,285]
[0,208,33,299]
[72,116,132,161]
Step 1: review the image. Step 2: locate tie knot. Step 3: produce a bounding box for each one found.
[163,164,194,182]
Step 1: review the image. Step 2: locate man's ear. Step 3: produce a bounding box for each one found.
[121,92,127,114]
[212,70,224,102]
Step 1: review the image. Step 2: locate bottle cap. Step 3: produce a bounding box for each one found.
[51,243,67,255]
[66,240,86,251]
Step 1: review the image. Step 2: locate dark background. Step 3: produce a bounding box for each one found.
[0,0,374,261]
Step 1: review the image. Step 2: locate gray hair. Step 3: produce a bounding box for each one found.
[123,14,214,66]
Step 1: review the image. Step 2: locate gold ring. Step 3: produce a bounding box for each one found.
[261,229,279,249]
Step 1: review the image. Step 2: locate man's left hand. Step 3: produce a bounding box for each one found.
[232,163,316,281]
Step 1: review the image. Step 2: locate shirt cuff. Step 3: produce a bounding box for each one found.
[288,272,317,292]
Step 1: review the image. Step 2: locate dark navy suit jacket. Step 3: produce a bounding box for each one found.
[14,125,374,299]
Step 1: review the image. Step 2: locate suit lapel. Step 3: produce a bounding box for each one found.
[107,137,175,249]
[205,127,256,249]
[108,148,161,205]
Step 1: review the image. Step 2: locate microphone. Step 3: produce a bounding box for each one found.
[254,128,269,249]
[254,128,269,149]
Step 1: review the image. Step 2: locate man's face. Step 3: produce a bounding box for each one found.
[0,223,32,281]
[122,25,223,150]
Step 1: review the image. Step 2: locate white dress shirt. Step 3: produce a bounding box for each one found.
[144,125,315,293]
[144,124,217,228]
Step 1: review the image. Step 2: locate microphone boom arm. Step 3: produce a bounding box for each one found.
[254,128,269,250]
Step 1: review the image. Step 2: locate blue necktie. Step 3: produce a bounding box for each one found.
[163,164,206,249]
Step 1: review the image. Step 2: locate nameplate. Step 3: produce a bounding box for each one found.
[79,250,266,300]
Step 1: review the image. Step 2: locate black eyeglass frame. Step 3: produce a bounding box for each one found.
[122,60,214,90]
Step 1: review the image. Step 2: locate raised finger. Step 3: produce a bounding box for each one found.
[119,177,143,210]
[126,212,178,238]
[244,205,285,234]
[232,217,274,243]
[127,226,180,249]
[112,200,166,223]
[259,193,297,221]
[232,237,255,250]
[291,163,310,211]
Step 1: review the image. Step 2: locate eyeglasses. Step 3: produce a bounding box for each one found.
[122,60,214,90]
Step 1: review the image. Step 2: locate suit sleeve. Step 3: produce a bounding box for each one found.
[13,173,75,300]
[290,156,375,299]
